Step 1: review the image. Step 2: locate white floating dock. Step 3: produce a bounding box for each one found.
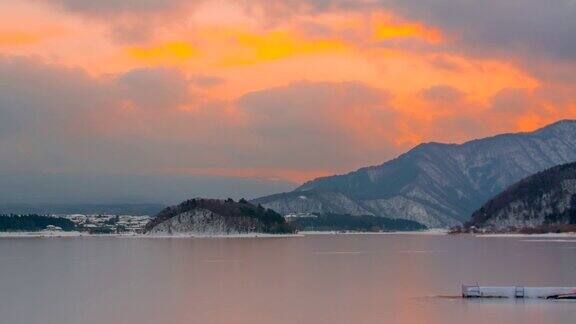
[462,285,576,299]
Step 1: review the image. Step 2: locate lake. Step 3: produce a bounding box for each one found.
[1,233,575,324]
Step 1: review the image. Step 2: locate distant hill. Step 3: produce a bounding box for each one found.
[144,198,294,235]
[0,203,165,216]
[254,120,576,227]
[466,162,576,232]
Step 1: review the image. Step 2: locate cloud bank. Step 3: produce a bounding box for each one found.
[0,0,574,202]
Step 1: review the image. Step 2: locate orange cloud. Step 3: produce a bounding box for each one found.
[127,41,198,64]
[220,31,348,65]
[374,22,442,43]
[0,28,68,46]
[2,0,576,185]
[368,11,444,43]
[0,31,44,46]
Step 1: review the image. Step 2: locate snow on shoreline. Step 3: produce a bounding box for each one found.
[477,232,576,238]
[300,229,448,235]
[0,231,303,239]
[0,229,446,239]
[3,229,575,240]
[144,233,305,239]
[0,231,133,238]
[0,231,86,238]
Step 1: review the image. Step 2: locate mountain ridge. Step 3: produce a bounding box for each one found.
[253,120,576,227]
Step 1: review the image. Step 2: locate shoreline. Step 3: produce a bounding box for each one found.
[0,231,136,238]
[476,232,576,238]
[0,229,446,239]
[144,233,305,239]
[3,229,574,239]
[0,231,302,239]
[299,229,448,235]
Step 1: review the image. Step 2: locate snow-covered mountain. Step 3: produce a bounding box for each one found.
[144,198,293,235]
[468,162,576,231]
[253,120,576,227]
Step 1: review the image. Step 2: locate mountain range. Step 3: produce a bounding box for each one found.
[253,120,576,227]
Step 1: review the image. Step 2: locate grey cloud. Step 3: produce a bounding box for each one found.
[489,88,534,116]
[300,0,575,83]
[260,0,576,80]
[36,0,576,65]
[238,81,388,140]
[190,75,225,88]
[237,81,399,170]
[0,56,404,202]
[45,0,370,15]
[36,0,201,43]
[0,56,114,136]
[45,0,186,14]
[249,0,576,64]
[37,0,377,43]
[0,56,117,172]
[109,22,157,44]
[0,56,295,201]
[242,0,376,17]
[3,57,384,181]
[421,85,466,103]
[0,57,207,174]
[382,0,576,65]
[119,67,192,110]
[430,56,462,71]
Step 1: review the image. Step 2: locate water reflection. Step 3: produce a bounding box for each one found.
[0,234,575,324]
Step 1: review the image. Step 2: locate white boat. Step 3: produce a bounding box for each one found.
[462,284,576,299]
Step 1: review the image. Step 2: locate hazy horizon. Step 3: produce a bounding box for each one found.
[1,119,574,205]
[0,171,297,205]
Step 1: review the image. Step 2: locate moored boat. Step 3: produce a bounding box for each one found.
[462,284,576,299]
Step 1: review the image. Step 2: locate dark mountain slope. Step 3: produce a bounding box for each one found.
[467,162,576,231]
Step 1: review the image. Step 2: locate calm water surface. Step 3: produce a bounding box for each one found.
[1,233,575,324]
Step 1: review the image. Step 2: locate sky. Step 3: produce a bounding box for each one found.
[1,0,575,202]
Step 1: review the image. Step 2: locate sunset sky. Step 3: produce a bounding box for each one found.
[1,0,575,201]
